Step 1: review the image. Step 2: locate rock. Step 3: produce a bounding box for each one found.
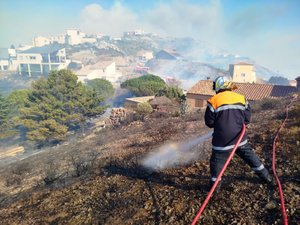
[185,177,192,182]
[265,201,276,210]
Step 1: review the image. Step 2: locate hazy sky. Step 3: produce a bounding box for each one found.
[0,0,299,78]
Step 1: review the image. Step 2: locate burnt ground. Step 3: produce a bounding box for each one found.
[0,96,299,225]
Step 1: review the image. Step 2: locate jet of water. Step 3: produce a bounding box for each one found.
[142,131,213,171]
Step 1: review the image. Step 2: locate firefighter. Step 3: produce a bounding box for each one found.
[204,76,272,190]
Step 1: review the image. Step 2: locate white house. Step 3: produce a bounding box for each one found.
[49,34,66,44]
[75,61,122,83]
[17,46,70,76]
[33,36,51,47]
[136,50,153,62]
[0,49,9,71]
[66,29,86,45]
[0,48,18,71]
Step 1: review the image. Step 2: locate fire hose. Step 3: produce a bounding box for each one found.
[192,98,295,224]
[271,98,296,225]
[191,124,246,225]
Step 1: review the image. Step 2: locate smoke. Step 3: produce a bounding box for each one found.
[142,131,213,171]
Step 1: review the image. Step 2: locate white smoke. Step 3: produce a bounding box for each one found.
[142,131,213,171]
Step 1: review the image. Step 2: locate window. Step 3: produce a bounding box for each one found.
[30,56,36,60]
[241,73,246,77]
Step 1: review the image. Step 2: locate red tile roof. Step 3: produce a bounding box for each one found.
[187,80,297,101]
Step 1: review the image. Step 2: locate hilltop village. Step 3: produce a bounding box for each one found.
[0,29,300,225]
[1,28,299,110]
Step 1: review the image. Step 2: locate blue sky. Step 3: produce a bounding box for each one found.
[0,0,299,78]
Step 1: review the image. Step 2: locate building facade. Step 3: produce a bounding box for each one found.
[229,62,257,83]
[17,46,69,76]
[187,79,299,109]
[75,61,121,83]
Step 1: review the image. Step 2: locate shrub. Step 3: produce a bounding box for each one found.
[69,151,99,177]
[259,98,283,110]
[43,160,60,185]
[136,102,153,121]
[251,98,284,112]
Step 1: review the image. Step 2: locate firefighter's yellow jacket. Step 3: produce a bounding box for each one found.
[204,90,250,151]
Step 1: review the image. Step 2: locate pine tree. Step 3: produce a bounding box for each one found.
[0,93,10,127]
[19,69,105,145]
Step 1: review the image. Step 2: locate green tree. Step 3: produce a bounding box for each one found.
[8,89,31,118]
[0,93,10,127]
[86,78,114,100]
[121,74,166,96]
[0,93,16,138]
[156,86,184,102]
[19,69,105,145]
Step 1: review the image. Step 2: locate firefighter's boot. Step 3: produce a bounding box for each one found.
[256,168,273,184]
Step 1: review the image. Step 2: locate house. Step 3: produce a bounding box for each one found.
[33,36,51,47]
[187,78,300,109]
[155,49,181,60]
[229,62,256,83]
[0,48,9,71]
[66,29,86,45]
[0,48,19,71]
[124,96,155,110]
[75,61,121,83]
[136,50,153,62]
[17,46,69,76]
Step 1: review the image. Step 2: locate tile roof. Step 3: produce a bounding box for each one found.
[125,96,155,103]
[187,80,297,101]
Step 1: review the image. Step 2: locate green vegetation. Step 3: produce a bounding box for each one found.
[86,78,114,100]
[136,102,153,121]
[251,98,284,112]
[0,93,12,138]
[8,89,31,108]
[121,74,166,96]
[156,86,184,102]
[18,69,105,145]
[0,93,10,126]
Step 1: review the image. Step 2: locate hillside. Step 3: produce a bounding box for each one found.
[0,96,299,224]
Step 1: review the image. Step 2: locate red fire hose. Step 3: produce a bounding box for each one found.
[191,98,295,224]
[271,99,295,225]
[191,124,246,225]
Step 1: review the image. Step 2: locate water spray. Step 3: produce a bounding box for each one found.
[142,131,213,171]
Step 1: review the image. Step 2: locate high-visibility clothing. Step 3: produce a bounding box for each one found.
[209,143,266,182]
[205,90,251,151]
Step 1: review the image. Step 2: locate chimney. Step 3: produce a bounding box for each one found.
[296,76,300,92]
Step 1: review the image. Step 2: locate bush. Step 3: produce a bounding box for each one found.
[136,102,153,121]
[69,151,99,177]
[289,104,300,125]
[43,160,60,185]
[251,98,283,112]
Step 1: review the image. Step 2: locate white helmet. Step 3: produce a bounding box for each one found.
[213,76,233,92]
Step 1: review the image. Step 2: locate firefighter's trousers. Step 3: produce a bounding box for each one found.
[210,142,270,183]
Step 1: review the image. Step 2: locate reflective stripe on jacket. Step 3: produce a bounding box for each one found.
[204,90,251,151]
